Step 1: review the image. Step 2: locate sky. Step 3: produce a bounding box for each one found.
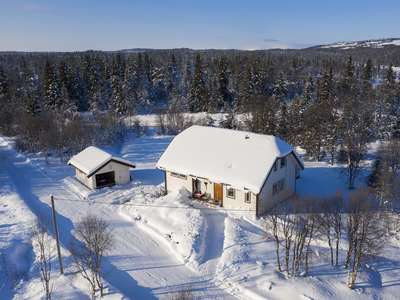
[1,0,399,52]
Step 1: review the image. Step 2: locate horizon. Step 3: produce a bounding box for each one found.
[1,0,400,52]
[1,37,399,54]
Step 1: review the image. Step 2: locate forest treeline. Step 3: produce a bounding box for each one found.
[0,45,400,188]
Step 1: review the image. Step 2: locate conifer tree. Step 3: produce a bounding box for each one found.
[300,73,313,110]
[363,58,373,84]
[253,57,265,94]
[43,60,61,110]
[24,73,41,116]
[189,53,207,112]
[274,72,288,140]
[218,55,230,108]
[342,56,355,93]
[26,95,41,116]
[89,59,101,111]
[72,66,87,111]
[238,64,253,111]
[384,64,400,136]
[167,53,179,98]
[0,65,9,111]
[287,93,301,145]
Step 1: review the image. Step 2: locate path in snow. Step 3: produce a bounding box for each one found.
[197,204,227,269]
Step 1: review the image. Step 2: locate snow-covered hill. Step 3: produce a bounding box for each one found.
[313,38,400,50]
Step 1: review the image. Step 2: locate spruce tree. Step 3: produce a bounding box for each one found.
[218,55,230,108]
[274,72,289,140]
[43,60,61,110]
[253,57,265,94]
[0,65,9,110]
[190,53,207,112]
[363,58,373,84]
[72,67,87,111]
[238,64,253,111]
[167,53,179,98]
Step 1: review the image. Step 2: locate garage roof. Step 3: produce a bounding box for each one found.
[68,146,136,178]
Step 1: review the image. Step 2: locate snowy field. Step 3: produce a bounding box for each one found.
[1,120,400,299]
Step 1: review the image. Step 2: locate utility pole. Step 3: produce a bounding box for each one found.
[51,195,64,275]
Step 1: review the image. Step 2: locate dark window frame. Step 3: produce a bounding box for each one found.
[280,156,286,168]
[245,192,251,203]
[171,172,187,180]
[227,187,235,199]
[272,178,285,195]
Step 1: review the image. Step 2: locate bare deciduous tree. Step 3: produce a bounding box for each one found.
[262,191,292,273]
[30,212,54,300]
[69,214,114,298]
[263,193,319,278]
[345,189,385,289]
[166,104,186,135]
[156,108,167,135]
[318,191,344,267]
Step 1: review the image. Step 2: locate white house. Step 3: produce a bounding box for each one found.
[68,146,136,190]
[156,125,304,216]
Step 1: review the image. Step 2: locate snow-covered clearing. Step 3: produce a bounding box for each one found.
[1,124,400,299]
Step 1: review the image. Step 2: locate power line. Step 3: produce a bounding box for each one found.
[53,196,256,212]
[0,157,256,212]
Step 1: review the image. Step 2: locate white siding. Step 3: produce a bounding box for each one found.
[165,171,192,193]
[223,187,256,210]
[75,169,94,189]
[164,152,302,215]
[75,161,131,190]
[165,171,256,211]
[95,161,131,186]
[258,153,301,216]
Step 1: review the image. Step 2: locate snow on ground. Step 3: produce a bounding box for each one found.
[1,121,400,299]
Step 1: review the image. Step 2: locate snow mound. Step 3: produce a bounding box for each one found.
[120,187,206,266]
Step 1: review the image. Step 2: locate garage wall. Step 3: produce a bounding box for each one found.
[75,169,94,189]
[95,161,131,185]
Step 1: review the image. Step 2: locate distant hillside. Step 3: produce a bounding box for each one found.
[310,38,400,50]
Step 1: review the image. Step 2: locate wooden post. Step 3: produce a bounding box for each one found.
[51,195,64,275]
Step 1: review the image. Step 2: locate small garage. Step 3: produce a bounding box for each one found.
[68,146,136,190]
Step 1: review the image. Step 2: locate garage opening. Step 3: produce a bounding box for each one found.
[95,171,115,188]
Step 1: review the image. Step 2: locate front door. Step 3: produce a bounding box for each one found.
[214,183,223,201]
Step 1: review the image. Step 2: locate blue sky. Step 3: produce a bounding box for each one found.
[1,0,399,51]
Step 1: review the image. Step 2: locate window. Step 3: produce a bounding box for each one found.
[227,187,235,199]
[245,192,251,203]
[171,172,187,180]
[280,156,286,168]
[278,178,285,191]
[272,179,285,195]
[274,160,278,171]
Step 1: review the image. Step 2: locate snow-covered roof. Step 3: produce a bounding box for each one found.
[156,125,304,194]
[68,146,136,178]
